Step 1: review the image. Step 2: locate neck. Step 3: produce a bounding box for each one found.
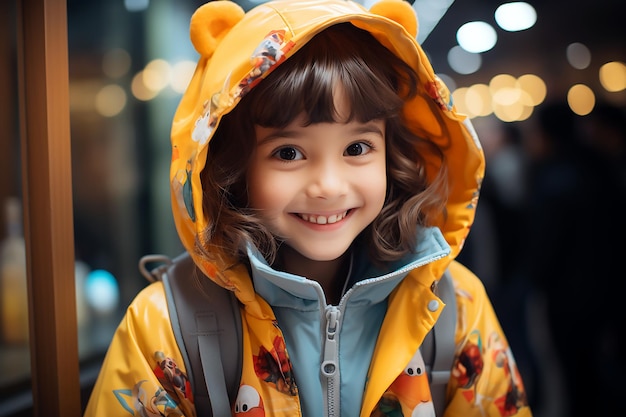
[273,245,352,305]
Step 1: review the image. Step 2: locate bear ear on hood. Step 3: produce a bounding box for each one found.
[190,1,245,58]
[370,0,418,39]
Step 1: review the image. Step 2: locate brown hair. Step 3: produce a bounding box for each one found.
[199,23,447,267]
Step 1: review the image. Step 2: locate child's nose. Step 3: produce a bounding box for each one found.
[306,161,348,199]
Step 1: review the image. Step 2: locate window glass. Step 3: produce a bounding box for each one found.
[0,0,31,407]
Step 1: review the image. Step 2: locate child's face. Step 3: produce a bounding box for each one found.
[246,95,387,262]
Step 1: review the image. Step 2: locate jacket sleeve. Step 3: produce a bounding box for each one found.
[83,281,197,417]
[444,261,532,417]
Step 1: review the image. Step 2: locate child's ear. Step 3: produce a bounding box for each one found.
[370,0,418,39]
[190,1,245,58]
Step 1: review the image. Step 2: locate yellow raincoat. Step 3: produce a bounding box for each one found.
[85,1,532,416]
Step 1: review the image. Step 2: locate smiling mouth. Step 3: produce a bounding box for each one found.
[296,210,350,225]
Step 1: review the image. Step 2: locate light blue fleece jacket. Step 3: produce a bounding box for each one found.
[247,226,451,417]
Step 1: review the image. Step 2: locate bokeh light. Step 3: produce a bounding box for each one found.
[95,84,127,117]
[457,21,497,53]
[447,45,482,75]
[517,74,547,106]
[143,59,171,92]
[567,84,595,115]
[566,42,592,70]
[466,83,492,117]
[494,2,537,32]
[85,269,120,315]
[124,0,149,12]
[170,60,197,94]
[131,71,159,101]
[599,61,626,92]
[102,48,132,79]
[451,73,546,122]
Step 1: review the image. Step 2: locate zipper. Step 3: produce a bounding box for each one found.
[317,251,447,417]
[321,305,341,417]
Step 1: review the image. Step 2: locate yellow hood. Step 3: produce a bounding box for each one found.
[170,0,484,288]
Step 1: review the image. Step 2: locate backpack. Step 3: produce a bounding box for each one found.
[139,252,457,417]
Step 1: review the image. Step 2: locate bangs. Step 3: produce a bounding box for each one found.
[237,23,416,128]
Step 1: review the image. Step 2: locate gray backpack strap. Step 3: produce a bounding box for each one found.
[421,268,457,417]
[140,252,243,417]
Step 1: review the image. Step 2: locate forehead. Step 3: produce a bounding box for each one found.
[331,85,351,123]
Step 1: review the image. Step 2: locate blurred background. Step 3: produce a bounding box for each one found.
[0,0,624,416]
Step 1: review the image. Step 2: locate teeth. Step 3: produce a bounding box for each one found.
[299,211,348,225]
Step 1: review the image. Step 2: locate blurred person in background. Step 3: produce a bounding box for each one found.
[523,101,626,417]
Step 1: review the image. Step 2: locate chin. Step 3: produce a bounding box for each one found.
[291,244,351,263]
[307,253,345,262]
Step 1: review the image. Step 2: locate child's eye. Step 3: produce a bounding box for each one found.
[273,146,303,161]
[344,141,373,156]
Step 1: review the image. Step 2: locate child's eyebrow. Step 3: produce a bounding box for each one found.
[350,122,385,137]
[256,129,302,145]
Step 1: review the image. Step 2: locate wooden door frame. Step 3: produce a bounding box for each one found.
[16,0,81,415]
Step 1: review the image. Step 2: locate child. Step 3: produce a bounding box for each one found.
[85,1,532,416]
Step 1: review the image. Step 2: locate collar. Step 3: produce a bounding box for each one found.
[246,227,451,306]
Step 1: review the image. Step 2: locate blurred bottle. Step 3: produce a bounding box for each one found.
[0,197,29,344]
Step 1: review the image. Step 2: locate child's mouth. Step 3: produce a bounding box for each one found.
[296,210,350,225]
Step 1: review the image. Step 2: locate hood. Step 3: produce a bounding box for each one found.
[170,0,484,289]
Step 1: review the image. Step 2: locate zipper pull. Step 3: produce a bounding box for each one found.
[322,306,341,417]
[322,306,340,377]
